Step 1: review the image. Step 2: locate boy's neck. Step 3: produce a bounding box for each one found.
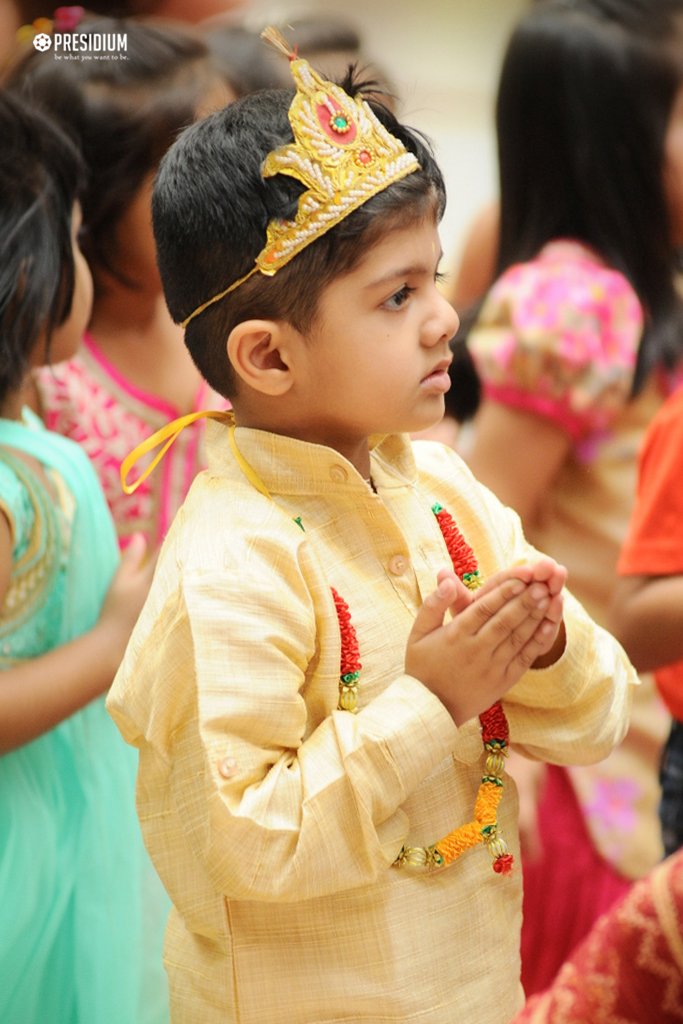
[233,404,373,481]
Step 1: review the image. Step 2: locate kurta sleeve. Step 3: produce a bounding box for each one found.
[468,246,643,440]
[468,471,637,765]
[417,441,637,769]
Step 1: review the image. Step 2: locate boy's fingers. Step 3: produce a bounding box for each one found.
[474,565,533,599]
[496,603,551,664]
[476,583,550,650]
[464,577,529,632]
[446,576,475,617]
[544,593,564,623]
[529,559,567,595]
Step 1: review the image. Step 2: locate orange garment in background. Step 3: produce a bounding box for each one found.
[618,386,683,721]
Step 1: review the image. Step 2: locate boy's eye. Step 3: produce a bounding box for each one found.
[384,284,415,310]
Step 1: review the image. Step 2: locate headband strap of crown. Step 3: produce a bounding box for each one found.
[181,27,420,330]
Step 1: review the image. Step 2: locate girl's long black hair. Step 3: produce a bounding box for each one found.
[454,0,683,418]
[0,91,84,407]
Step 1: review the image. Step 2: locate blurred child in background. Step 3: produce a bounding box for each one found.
[455,0,683,993]
[7,14,230,550]
[0,89,164,1024]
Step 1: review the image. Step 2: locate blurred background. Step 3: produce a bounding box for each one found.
[0,0,531,275]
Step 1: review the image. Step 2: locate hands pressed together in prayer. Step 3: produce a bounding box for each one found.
[405,558,567,726]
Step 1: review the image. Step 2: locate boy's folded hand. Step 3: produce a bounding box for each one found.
[405,559,566,726]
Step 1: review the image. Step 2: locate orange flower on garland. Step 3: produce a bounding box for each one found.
[331,501,514,876]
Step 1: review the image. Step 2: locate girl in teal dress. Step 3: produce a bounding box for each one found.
[0,92,168,1023]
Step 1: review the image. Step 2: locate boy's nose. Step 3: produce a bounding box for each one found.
[445,301,460,340]
[427,292,459,346]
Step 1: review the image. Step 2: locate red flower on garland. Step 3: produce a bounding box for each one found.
[481,701,510,746]
[493,854,514,875]
[331,588,361,677]
[432,503,479,581]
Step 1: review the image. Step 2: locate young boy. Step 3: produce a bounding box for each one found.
[107,37,637,1024]
[613,385,683,857]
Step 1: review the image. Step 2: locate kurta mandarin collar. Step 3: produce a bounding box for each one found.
[205,417,419,496]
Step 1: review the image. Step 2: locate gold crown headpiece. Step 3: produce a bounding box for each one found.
[181,27,420,328]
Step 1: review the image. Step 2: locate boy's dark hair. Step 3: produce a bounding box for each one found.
[0,90,84,407]
[491,0,683,394]
[6,16,218,285]
[153,72,446,399]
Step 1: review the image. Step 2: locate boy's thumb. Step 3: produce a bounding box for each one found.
[409,575,458,644]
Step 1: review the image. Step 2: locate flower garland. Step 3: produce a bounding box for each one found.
[333,502,514,875]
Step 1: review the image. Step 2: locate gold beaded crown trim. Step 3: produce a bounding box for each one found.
[181,27,420,328]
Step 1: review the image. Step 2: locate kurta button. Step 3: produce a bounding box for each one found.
[218,757,238,779]
[388,555,408,576]
[329,465,348,483]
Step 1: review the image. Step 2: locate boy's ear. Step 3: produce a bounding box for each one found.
[227,319,296,396]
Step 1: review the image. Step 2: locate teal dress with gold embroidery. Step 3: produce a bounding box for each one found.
[0,410,169,1024]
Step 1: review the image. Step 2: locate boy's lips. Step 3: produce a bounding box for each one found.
[420,358,452,392]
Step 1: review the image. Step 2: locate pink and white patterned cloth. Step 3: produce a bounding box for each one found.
[35,333,228,550]
[470,239,645,442]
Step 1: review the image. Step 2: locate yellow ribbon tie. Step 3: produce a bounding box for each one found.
[120,410,233,494]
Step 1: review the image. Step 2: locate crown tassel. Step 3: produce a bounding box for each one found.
[260,26,297,61]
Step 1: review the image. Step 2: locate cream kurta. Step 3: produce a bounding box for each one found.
[108,423,636,1024]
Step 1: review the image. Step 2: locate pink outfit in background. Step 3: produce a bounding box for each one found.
[35,333,227,549]
[473,239,644,442]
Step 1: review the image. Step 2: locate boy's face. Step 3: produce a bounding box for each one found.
[290,217,459,459]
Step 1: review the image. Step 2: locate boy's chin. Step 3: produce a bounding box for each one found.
[410,414,459,446]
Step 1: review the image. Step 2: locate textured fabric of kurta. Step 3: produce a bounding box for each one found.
[108,422,636,1024]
